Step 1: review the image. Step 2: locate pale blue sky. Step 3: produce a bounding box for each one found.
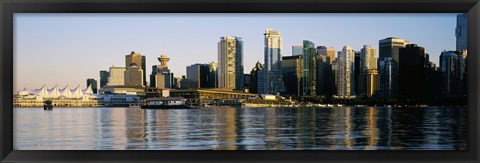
[14,13,458,91]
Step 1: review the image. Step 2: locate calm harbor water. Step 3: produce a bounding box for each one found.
[14,107,467,150]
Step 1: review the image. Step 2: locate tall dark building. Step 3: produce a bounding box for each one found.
[302,40,317,96]
[379,37,409,97]
[354,51,362,96]
[398,44,426,99]
[249,61,263,94]
[282,55,303,97]
[425,61,442,98]
[186,63,210,89]
[99,70,109,88]
[316,53,333,97]
[86,78,98,94]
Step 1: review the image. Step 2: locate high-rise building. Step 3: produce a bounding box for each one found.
[440,50,462,97]
[354,51,362,96]
[262,28,285,94]
[379,57,395,98]
[336,46,355,97]
[292,46,303,56]
[150,54,174,89]
[249,61,263,94]
[379,37,409,97]
[398,44,426,98]
[282,55,303,97]
[218,36,243,90]
[186,63,210,89]
[86,78,98,94]
[360,45,377,97]
[208,61,218,88]
[99,70,109,88]
[456,13,467,51]
[174,76,188,89]
[316,53,334,97]
[107,66,126,86]
[317,46,336,64]
[124,63,144,87]
[302,40,317,96]
[125,51,147,86]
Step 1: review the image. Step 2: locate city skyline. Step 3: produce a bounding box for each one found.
[14,13,458,91]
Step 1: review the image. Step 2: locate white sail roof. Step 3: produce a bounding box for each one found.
[71,85,84,98]
[61,85,72,97]
[83,84,94,94]
[38,84,49,97]
[49,85,61,97]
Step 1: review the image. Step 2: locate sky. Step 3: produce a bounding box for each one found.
[14,13,459,92]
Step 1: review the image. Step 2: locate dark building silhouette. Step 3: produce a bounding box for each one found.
[86,78,98,94]
[398,44,426,99]
[316,52,334,97]
[186,63,210,89]
[99,70,109,88]
[249,61,263,94]
[282,55,303,97]
[354,51,362,96]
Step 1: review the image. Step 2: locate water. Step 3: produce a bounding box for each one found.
[14,107,467,150]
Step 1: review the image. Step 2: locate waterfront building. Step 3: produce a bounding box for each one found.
[302,40,317,96]
[379,37,409,97]
[13,84,142,107]
[360,45,377,97]
[317,46,336,64]
[243,74,251,93]
[398,44,426,99]
[257,69,267,94]
[125,51,147,86]
[99,70,109,88]
[249,61,263,94]
[316,52,334,97]
[426,61,442,98]
[336,46,355,97]
[440,50,463,97]
[292,45,303,56]
[107,65,126,86]
[379,57,395,98]
[262,28,285,94]
[282,55,303,97]
[208,61,218,88]
[186,63,210,89]
[331,59,339,96]
[218,36,244,90]
[124,63,144,87]
[456,13,468,51]
[150,54,174,89]
[86,78,98,94]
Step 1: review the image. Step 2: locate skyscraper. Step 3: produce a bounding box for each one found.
[379,37,409,97]
[99,70,109,88]
[249,61,263,94]
[124,63,143,87]
[317,46,336,64]
[379,57,395,98]
[336,46,355,97]
[218,36,243,90]
[398,44,426,98]
[456,13,467,51]
[302,40,317,96]
[186,63,210,89]
[292,45,303,56]
[125,51,147,86]
[360,45,377,97]
[263,28,285,94]
[208,61,218,88]
[107,66,126,86]
[354,51,362,96]
[86,78,98,94]
[282,55,303,97]
[150,54,174,89]
[440,50,462,97]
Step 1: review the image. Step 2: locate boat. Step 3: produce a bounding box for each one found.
[141,97,194,109]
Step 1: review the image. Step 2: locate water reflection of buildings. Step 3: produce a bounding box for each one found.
[124,108,146,149]
[364,108,379,150]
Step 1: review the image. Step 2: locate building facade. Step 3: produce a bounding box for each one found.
[456,13,468,51]
[125,51,147,86]
[125,63,144,87]
[263,28,285,94]
[218,36,244,90]
[282,55,303,97]
[317,46,336,64]
[99,70,109,88]
[336,46,355,97]
[398,44,426,99]
[379,57,395,98]
[360,45,377,97]
[150,54,174,89]
[302,40,317,96]
[107,66,126,86]
[379,37,409,97]
[186,63,210,89]
[249,61,263,94]
[292,45,303,56]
